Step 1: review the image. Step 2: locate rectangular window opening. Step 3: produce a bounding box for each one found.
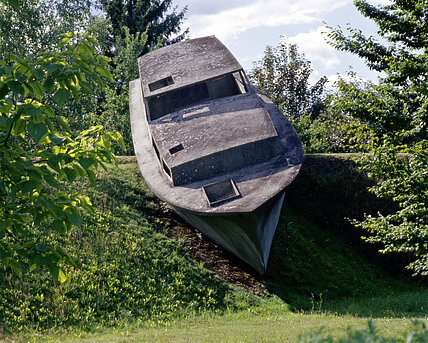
[169,144,184,154]
[233,71,248,94]
[152,138,160,160]
[203,179,240,206]
[162,159,172,179]
[149,76,174,92]
[148,93,174,121]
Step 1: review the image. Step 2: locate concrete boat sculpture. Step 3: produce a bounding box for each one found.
[129,36,303,273]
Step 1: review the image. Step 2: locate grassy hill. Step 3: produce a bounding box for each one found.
[0,155,426,341]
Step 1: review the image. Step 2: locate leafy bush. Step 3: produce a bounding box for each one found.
[354,140,427,275]
[0,26,124,281]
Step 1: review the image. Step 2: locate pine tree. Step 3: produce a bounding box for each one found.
[100,0,188,55]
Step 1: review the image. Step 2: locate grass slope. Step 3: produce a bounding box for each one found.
[1,156,427,341]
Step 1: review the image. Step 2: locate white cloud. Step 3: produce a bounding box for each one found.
[281,26,341,71]
[181,0,348,43]
[370,0,392,5]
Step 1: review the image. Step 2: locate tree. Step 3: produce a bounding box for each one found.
[0,0,124,281]
[0,0,93,57]
[101,28,148,153]
[249,42,327,121]
[328,0,427,275]
[100,0,188,56]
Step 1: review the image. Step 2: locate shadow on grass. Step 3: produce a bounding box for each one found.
[264,155,427,318]
[109,157,427,320]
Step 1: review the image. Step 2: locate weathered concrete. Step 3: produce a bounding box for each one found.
[130,36,303,272]
[139,36,242,98]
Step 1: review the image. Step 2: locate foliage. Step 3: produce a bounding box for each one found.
[290,110,372,153]
[0,1,124,282]
[1,161,427,334]
[0,0,93,57]
[249,42,327,121]
[301,321,428,343]
[355,141,427,275]
[327,0,427,142]
[101,28,149,154]
[327,0,428,275]
[328,73,409,139]
[100,0,188,56]
[0,164,245,332]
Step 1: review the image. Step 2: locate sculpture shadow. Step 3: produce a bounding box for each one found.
[263,154,427,318]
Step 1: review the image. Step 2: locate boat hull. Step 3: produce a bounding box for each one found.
[172,192,285,273]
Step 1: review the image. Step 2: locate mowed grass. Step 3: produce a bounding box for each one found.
[14,303,428,343]
[1,158,427,342]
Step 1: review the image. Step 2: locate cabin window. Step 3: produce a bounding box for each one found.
[171,83,210,110]
[203,179,240,206]
[146,70,248,121]
[148,76,174,92]
[206,73,241,100]
[162,159,172,179]
[148,93,175,120]
[233,71,247,94]
[152,137,160,160]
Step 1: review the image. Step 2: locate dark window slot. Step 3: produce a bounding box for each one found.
[169,144,184,154]
[203,179,240,206]
[149,76,174,92]
[162,159,172,178]
[152,138,160,160]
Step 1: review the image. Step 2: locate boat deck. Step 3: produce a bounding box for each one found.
[130,79,302,215]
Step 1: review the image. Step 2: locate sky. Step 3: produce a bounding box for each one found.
[173,0,391,85]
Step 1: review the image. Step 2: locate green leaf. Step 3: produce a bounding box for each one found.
[19,180,37,194]
[43,172,60,188]
[52,220,65,234]
[44,63,59,74]
[43,76,54,93]
[0,65,13,75]
[12,118,26,136]
[96,66,113,81]
[63,167,77,182]
[9,259,22,278]
[58,268,67,283]
[0,83,9,99]
[38,197,52,210]
[30,68,44,79]
[27,122,48,143]
[52,88,70,107]
[28,81,45,99]
[7,81,24,96]
[78,157,96,171]
[49,134,66,146]
[62,32,73,38]
[56,116,70,131]
[35,243,49,252]
[73,164,86,178]
[20,103,42,116]
[59,37,71,46]
[67,212,82,227]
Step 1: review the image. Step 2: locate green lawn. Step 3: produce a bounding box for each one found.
[15,303,427,342]
[1,158,427,342]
